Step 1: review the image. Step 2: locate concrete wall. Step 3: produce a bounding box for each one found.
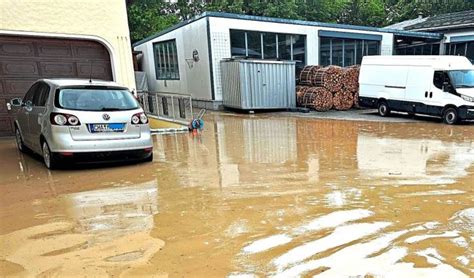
[0,0,136,90]
[134,17,213,101]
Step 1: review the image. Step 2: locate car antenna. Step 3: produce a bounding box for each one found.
[89,60,93,83]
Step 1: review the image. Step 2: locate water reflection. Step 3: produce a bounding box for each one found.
[358,133,474,185]
[1,180,162,276]
[154,115,473,190]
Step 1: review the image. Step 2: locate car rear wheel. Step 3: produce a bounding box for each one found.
[15,128,27,153]
[443,107,458,125]
[42,141,59,169]
[378,101,391,117]
[144,152,153,162]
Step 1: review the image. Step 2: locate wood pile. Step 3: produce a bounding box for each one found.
[295,65,360,112]
[310,87,333,111]
[312,66,344,93]
[299,66,321,86]
[333,91,354,111]
[342,66,360,93]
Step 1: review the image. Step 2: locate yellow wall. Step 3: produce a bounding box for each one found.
[0,0,136,90]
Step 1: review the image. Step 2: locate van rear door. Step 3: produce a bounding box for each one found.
[405,66,434,114]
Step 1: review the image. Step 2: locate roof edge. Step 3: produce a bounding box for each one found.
[133,12,443,48]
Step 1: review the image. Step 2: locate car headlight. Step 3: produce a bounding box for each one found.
[461,94,474,102]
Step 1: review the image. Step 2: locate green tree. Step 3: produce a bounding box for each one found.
[127,0,180,43]
[127,0,474,43]
[296,0,346,23]
[387,0,474,24]
[338,0,386,26]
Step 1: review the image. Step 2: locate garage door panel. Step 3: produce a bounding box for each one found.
[0,35,112,136]
[1,60,39,77]
[40,62,76,77]
[73,44,110,59]
[77,61,111,80]
[36,42,73,58]
[0,116,13,136]
[0,39,35,57]
[1,79,36,97]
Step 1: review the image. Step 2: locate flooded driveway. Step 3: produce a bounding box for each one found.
[0,113,473,277]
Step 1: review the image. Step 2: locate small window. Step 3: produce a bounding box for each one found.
[23,83,38,105]
[293,34,306,68]
[433,71,447,89]
[230,30,246,57]
[153,40,179,80]
[32,83,50,107]
[278,34,292,60]
[331,39,343,66]
[263,32,277,59]
[247,31,262,59]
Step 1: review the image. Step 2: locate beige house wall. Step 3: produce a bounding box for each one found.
[0,0,136,89]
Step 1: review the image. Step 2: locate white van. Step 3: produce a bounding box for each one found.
[358,56,474,124]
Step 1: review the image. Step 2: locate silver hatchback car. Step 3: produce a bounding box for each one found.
[11,79,153,169]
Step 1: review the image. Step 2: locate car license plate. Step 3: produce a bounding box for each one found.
[88,123,125,133]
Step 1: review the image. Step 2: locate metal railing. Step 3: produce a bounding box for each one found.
[138,92,193,124]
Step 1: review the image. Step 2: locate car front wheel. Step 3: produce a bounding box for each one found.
[42,141,59,169]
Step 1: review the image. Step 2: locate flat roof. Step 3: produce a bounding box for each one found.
[133,12,444,47]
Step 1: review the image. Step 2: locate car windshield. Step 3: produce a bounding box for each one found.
[448,70,474,88]
[57,88,139,111]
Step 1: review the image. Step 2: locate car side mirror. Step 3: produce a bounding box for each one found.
[10,98,22,107]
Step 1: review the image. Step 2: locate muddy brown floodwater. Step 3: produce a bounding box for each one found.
[0,112,473,277]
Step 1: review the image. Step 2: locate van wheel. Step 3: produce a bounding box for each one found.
[42,141,59,169]
[442,108,458,125]
[378,101,390,117]
[15,128,27,153]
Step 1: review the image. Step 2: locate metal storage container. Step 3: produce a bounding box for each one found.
[221,59,296,110]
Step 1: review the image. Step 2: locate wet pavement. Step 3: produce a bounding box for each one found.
[0,112,473,277]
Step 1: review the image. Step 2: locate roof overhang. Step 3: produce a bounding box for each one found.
[133,12,443,47]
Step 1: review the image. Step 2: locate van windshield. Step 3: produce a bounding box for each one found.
[448,70,474,89]
[56,88,139,111]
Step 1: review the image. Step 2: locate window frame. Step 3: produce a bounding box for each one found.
[319,37,381,67]
[153,39,180,81]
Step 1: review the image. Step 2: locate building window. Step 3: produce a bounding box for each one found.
[319,37,380,66]
[445,42,474,62]
[153,40,179,80]
[230,29,306,69]
[396,43,440,56]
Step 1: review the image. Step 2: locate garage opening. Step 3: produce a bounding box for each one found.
[0,35,113,136]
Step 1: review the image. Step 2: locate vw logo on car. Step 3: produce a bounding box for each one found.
[102,113,110,121]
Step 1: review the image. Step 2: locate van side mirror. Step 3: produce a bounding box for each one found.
[10,98,22,107]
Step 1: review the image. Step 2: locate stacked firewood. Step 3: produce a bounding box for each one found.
[297,65,360,111]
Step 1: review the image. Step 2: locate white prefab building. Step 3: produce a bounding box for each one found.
[133,12,442,109]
